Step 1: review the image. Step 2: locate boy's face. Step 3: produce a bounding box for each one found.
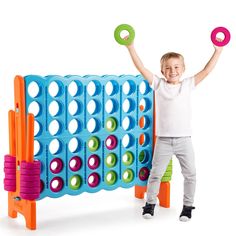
[161,57,185,84]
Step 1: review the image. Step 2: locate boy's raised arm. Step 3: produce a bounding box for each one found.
[194,44,223,86]
[125,42,154,86]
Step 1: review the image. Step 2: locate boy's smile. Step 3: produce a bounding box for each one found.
[161,58,185,84]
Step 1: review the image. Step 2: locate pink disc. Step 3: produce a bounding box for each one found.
[20,193,40,200]
[20,186,40,194]
[50,177,64,192]
[4,174,16,180]
[105,135,118,150]
[69,156,82,171]
[4,185,16,192]
[139,167,150,181]
[21,160,41,169]
[4,178,16,186]
[21,168,41,175]
[4,167,16,174]
[50,158,63,174]
[20,175,40,182]
[88,173,100,188]
[88,155,100,170]
[211,27,230,47]
[4,154,16,163]
[4,162,16,168]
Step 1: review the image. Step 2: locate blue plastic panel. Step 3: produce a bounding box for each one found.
[24,75,153,199]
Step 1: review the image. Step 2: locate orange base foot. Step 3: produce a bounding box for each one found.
[135,182,170,208]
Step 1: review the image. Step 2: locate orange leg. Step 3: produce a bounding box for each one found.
[135,182,170,208]
[158,182,170,208]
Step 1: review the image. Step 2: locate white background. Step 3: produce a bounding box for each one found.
[0,0,236,235]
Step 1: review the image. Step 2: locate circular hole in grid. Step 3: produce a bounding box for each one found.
[87,99,100,115]
[69,156,82,171]
[49,119,61,136]
[122,80,135,95]
[68,119,81,134]
[68,80,82,97]
[34,140,41,156]
[49,100,61,117]
[68,100,82,116]
[139,80,150,95]
[69,137,80,153]
[139,98,151,112]
[48,81,60,97]
[122,134,134,148]
[87,118,100,133]
[139,133,150,146]
[105,99,118,114]
[139,150,149,164]
[49,139,61,155]
[122,98,135,113]
[28,101,40,117]
[87,81,101,96]
[105,80,118,96]
[34,120,41,136]
[122,116,135,131]
[50,158,63,174]
[139,115,150,129]
[28,81,40,98]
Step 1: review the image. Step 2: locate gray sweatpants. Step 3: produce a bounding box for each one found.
[146,137,196,206]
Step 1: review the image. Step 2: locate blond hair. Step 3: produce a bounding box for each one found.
[160,52,185,70]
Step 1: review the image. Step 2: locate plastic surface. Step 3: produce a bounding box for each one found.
[24,75,154,199]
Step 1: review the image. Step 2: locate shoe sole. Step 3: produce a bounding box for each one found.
[179,216,190,222]
[142,214,153,219]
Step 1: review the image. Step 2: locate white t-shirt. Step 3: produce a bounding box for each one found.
[151,75,195,137]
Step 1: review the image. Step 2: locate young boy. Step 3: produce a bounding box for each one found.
[124,38,223,221]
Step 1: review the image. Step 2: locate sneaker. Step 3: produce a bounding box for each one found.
[142,202,156,219]
[179,205,195,222]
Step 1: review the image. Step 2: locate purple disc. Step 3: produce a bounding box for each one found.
[4,167,16,174]
[50,177,64,192]
[211,27,231,47]
[88,155,100,170]
[4,155,16,163]
[105,135,118,150]
[4,185,16,192]
[88,173,100,188]
[4,178,16,186]
[139,167,150,181]
[20,193,40,200]
[20,175,40,182]
[21,160,41,169]
[69,156,82,171]
[20,186,40,194]
[50,158,63,174]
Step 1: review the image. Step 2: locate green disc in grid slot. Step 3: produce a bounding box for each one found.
[69,175,82,190]
[105,117,117,132]
[105,153,117,168]
[105,171,117,185]
[122,169,134,183]
[87,136,100,152]
[122,151,134,166]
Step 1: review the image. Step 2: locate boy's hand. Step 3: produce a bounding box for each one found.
[214,37,224,52]
[123,35,134,49]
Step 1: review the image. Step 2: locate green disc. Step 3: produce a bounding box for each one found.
[114,24,135,45]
